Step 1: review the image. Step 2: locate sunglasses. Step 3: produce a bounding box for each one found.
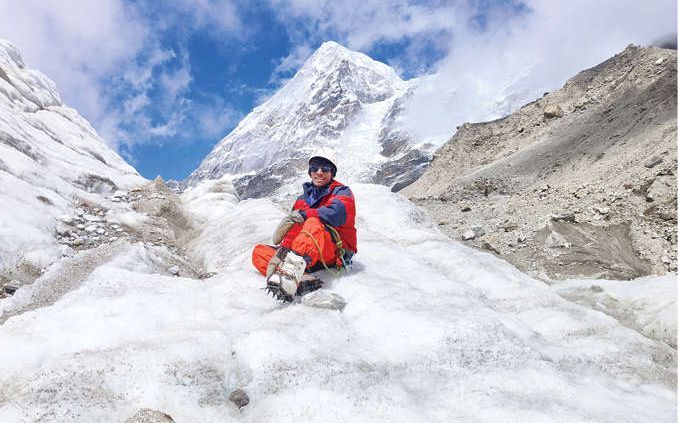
[309,165,332,173]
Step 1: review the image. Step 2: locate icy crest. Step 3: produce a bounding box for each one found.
[0,40,62,111]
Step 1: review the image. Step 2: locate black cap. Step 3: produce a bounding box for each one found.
[309,156,337,177]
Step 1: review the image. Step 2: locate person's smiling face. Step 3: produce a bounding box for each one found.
[309,164,332,187]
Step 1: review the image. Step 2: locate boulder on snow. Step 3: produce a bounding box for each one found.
[228,388,250,409]
[123,408,174,423]
[302,289,347,311]
[3,282,18,295]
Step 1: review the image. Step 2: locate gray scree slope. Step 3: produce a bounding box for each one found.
[403,45,677,281]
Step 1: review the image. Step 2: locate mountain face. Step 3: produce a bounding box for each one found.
[404,45,677,281]
[186,41,431,198]
[0,40,145,288]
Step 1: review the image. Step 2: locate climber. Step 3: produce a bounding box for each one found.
[251,150,357,301]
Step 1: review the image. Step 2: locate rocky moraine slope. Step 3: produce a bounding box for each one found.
[404,45,677,281]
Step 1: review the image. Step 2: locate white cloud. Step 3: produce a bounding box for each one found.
[170,0,244,36]
[270,43,313,82]
[197,101,242,139]
[401,0,678,143]
[267,0,467,49]
[0,0,243,154]
[123,94,150,116]
[159,51,193,102]
[121,49,176,90]
[160,67,193,101]
[0,1,147,124]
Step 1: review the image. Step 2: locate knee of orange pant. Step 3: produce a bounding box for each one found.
[302,216,323,230]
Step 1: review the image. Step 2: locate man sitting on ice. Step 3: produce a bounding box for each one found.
[251,151,357,301]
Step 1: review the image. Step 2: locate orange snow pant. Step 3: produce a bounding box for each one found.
[252,217,339,276]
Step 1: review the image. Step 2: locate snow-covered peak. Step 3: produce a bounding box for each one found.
[256,40,406,117]
[187,42,421,197]
[299,40,402,86]
[311,40,355,60]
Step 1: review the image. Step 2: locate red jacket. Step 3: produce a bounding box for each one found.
[281,179,357,254]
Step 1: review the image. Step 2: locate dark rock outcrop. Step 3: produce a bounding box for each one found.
[372,148,432,192]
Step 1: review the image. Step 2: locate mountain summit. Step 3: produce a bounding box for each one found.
[186,41,426,198]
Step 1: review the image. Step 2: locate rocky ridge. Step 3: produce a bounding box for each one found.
[0,178,213,332]
[53,178,195,254]
[404,45,677,281]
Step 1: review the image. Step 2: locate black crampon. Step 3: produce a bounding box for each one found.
[264,276,324,303]
[263,283,294,302]
[297,276,323,296]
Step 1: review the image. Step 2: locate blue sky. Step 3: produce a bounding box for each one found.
[0,0,674,180]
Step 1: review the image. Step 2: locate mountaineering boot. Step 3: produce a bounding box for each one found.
[266,251,306,301]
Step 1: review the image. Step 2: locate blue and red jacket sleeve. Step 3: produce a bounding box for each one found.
[303,185,353,227]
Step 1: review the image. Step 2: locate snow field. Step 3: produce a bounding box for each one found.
[0,180,674,422]
[553,275,677,348]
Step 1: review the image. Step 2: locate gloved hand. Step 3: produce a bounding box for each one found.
[272,210,305,244]
[266,247,289,278]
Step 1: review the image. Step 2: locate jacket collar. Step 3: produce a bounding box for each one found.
[302,179,341,206]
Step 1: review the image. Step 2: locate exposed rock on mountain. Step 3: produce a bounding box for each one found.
[404,45,677,281]
[186,41,428,198]
[372,148,432,192]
